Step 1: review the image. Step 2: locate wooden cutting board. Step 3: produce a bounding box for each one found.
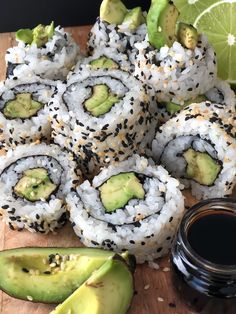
[0,26,233,314]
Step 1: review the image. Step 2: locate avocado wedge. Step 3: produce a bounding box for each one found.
[89,56,119,70]
[0,247,135,304]
[51,254,134,314]
[100,0,128,24]
[147,0,179,49]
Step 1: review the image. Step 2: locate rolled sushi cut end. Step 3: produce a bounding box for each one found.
[152,101,236,199]
[67,155,185,263]
[0,143,82,233]
[0,76,62,146]
[50,68,157,175]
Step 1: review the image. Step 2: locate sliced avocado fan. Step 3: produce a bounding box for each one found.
[16,21,54,47]
[99,172,145,212]
[89,56,119,70]
[14,168,57,202]
[84,84,120,117]
[147,0,179,49]
[3,93,44,119]
[51,255,134,314]
[183,148,221,186]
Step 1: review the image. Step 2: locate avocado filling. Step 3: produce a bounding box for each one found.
[84,84,120,117]
[14,168,57,201]
[183,148,221,186]
[3,93,44,119]
[89,57,119,70]
[177,22,199,50]
[99,172,145,212]
[147,0,179,49]
[164,95,207,114]
[100,0,144,29]
[16,21,54,47]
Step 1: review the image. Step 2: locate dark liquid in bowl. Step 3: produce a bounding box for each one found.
[187,211,236,265]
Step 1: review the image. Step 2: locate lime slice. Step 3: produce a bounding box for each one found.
[193,0,236,84]
[174,0,217,23]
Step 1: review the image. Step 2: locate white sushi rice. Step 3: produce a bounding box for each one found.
[0,76,63,147]
[134,35,217,103]
[5,26,80,80]
[152,102,236,199]
[0,143,81,233]
[87,17,147,57]
[49,67,157,175]
[67,155,185,263]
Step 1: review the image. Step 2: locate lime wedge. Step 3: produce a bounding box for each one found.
[174,0,217,23]
[193,1,236,84]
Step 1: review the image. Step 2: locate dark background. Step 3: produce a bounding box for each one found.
[0,0,150,33]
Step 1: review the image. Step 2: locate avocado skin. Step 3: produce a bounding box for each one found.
[100,0,128,24]
[147,0,179,49]
[51,254,134,314]
[0,247,135,304]
[177,22,199,50]
[183,148,221,186]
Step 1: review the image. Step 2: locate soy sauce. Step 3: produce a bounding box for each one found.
[187,210,236,265]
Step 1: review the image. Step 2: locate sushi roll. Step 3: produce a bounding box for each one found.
[87,0,147,57]
[152,102,236,200]
[134,34,217,104]
[5,22,79,80]
[0,143,81,233]
[49,67,157,175]
[67,155,185,263]
[0,76,62,147]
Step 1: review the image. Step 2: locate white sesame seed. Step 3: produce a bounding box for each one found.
[144,284,150,290]
[27,295,33,301]
[157,297,164,302]
[50,262,57,268]
[163,267,170,272]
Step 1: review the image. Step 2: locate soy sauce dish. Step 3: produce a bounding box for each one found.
[171,198,236,304]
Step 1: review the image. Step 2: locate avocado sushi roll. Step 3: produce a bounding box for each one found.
[152,102,236,199]
[49,67,157,175]
[67,155,185,263]
[87,0,146,57]
[0,143,81,233]
[5,22,80,80]
[0,76,62,147]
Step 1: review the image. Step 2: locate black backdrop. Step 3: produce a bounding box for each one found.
[0,0,150,33]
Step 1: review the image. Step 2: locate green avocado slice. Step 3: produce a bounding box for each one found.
[99,172,145,212]
[51,255,134,314]
[147,0,179,49]
[89,56,119,69]
[183,148,221,186]
[100,0,128,24]
[84,84,120,117]
[164,95,207,114]
[3,93,44,119]
[14,168,57,201]
[0,248,135,304]
[122,7,143,30]
[16,21,54,47]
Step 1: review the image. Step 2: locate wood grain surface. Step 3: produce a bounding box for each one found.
[0,26,233,314]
